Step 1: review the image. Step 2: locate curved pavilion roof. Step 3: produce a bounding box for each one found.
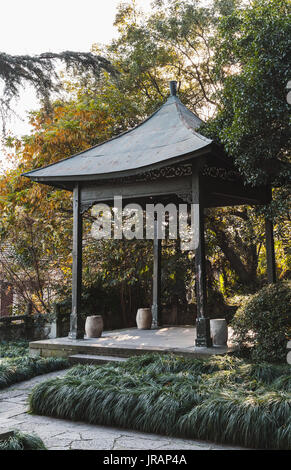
[23,83,270,210]
[24,91,216,188]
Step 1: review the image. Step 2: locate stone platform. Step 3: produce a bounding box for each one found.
[30,326,236,359]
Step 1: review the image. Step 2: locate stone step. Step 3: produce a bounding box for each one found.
[69,354,127,366]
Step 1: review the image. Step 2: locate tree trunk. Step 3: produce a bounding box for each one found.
[214,228,258,285]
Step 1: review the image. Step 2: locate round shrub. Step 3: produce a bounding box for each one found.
[231,281,291,363]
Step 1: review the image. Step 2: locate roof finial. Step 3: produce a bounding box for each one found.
[169,80,177,96]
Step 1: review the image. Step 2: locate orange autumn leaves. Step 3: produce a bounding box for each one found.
[0,95,116,311]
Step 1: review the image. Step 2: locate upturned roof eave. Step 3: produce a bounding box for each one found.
[23,143,216,191]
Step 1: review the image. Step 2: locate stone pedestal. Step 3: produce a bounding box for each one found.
[210,319,228,346]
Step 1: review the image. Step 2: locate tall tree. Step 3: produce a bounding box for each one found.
[103,0,290,285]
[0,51,117,130]
[202,0,291,188]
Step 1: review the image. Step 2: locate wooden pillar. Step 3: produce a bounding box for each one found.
[151,218,161,328]
[192,165,212,347]
[265,218,276,283]
[68,184,84,339]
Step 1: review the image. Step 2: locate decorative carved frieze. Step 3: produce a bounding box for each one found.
[116,164,193,184]
[80,163,241,213]
[201,166,240,182]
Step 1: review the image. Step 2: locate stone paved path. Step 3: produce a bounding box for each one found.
[0,370,245,450]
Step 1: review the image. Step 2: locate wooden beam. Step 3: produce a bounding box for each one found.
[265,218,276,283]
[81,176,270,212]
[192,164,212,347]
[69,184,84,339]
[151,218,162,328]
[81,176,192,209]
[202,176,270,206]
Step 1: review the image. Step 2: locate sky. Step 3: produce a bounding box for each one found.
[2,0,153,56]
[0,0,153,142]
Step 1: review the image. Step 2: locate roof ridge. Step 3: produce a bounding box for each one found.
[174,98,212,145]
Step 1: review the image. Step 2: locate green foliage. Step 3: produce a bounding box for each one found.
[0,355,69,390]
[0,340,29,358]
[203,0,291,189]
[231,281,291,362]
[29,354,291,449]
[80,238,193,327]
[0,51,117,131]
[0,431,46,450]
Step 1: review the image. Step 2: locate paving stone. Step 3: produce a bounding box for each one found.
[38,428,75,438]
[0,401,24,412]
[70,438,114,450]
[15,423,69,438]
[0,391,25,401]
[113,438,166,450]
[157,442,210,450]
[19,415,60,425]
[3,396,28,404]
[44,437,75,449]
[117,430,172,442]
[80,428,127,440]
[14,427,58,439]
[8,371,67,391]
[209,444,247,450]
[0,405,26,419]
[51,431,82,440]
[0,418,27,428]
[48,446,70,450]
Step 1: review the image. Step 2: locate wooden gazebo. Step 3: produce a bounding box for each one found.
[24,81,276,348]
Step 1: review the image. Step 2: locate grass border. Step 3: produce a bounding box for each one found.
[29,354,291,449]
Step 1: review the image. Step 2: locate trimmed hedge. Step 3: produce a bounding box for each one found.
[0,431,46,450]
[231,281,291,363]
[29,354,291,449]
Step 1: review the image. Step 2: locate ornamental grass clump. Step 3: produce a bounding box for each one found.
[0,341,29,358]
[29,354,291,449]
[0,431,46,450]
[0,356,69,389]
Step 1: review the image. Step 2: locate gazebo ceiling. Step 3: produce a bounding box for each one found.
[24,91,218,186]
